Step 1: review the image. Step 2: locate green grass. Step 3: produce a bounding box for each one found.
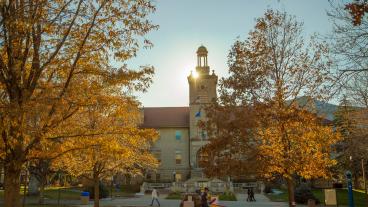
[218,192,237,201]
[0,204,74,207]
[312,189,368,207]
[265,188,368,207]
[0,187,82,200]
[43,187,82,200]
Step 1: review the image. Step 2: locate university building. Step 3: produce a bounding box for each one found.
[137,46,338,192]
[141,46,218,183]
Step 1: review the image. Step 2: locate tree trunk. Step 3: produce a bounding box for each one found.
[28,174,40,195]
[287,178,296,207]
[353,173,360,189]
[93,175,100,207]
[4,162,22,207]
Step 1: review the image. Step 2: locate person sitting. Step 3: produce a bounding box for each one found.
[209,196,225,207]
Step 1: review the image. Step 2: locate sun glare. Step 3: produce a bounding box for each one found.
[193,71,199,78]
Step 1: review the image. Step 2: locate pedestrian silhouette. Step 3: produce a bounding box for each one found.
[150,188,160,206]
[246,188,251,202]
[250,188,256,202]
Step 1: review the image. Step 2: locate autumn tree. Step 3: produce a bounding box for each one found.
[0,1,157,207]
[204,10,340,206]
[344,0,368,26]
[53,94,158,207]
[198,102,260,180]
[329,1,368,74]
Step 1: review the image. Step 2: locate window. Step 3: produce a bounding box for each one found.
[175,150,182,164]
[175,130,182,140]
[146,173,151,180]
[156,173,160,182]
[175,173,182,182]
[201,130,207,140]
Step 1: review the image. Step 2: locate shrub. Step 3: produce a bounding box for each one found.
[166,191,182,200]
[84,182,110,199]
[219,191,237,201]
[294,184,319,204]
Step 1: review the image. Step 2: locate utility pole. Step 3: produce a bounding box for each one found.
[362,159,367,207]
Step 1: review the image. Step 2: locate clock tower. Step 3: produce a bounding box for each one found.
[187,46,218,176]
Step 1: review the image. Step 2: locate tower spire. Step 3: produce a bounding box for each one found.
[196,45,210,75]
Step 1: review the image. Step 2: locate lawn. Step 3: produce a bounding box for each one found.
[0,186,82,200]
[266,188,368,207]
[7,205,74,207]
[218,192,237,201]
[312,189,367,207]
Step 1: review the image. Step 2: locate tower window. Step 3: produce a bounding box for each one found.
[175,150,182,164]
[201,85,205,90]
[175,173,182,182]
[175,131,182,140]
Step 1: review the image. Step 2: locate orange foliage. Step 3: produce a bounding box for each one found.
[0,1,157,207]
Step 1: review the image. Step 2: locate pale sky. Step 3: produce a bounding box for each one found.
[127,0,335,107]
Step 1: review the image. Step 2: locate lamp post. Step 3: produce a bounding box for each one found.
[346,170,355,207]
[347,155,355,207]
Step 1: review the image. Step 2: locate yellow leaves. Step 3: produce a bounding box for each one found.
[51,97,159,180]
[256,105,341,180]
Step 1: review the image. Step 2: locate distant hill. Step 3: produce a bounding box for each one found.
[293,96,338,121]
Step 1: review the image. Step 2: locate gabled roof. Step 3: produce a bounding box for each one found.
[141,107,189,128]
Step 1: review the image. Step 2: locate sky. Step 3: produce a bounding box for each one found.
[127,0,335,107]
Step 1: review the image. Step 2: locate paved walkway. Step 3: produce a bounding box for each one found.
[73,194,289,207]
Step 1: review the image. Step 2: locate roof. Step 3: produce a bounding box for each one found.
[141,107,189,128]
[196,45,208,55]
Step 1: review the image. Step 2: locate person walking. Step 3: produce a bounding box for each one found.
[201,187,209,207]
[250,188,256,202]
[246,188,251,202]
[150,188,160,206]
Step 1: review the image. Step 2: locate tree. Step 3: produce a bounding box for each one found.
[205,10,340,206]
[334,96,368,189]
[344,0,368,26]
[53,95,158,207]
[0,1,157,207]
[198,103,260,180]
[329,1,368,74]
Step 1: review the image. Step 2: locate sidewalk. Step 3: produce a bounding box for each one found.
[73,193,289,207]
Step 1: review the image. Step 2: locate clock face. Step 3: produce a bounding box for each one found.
[197,84,207,91]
